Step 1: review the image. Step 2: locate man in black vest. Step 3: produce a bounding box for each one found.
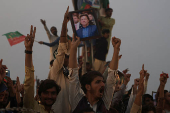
[68,35,121,113]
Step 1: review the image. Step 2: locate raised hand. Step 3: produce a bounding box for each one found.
[112,36,121,50]
[64,6,69,23]
[16,77,22,92]
[139,64,145,79]
[0,59,7,83]
[40,19,46,26]
[134,78,140,86]
[38,41,43,44]
[119,54,122,60]
[145,72,150,81]
[71,34,81,49]
[24,25,36,51]
[124,73,131,85]
[6,76,14,89]
[160,72,168,86]
[123,68,129,74]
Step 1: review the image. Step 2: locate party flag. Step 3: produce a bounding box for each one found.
[2,31,25,46]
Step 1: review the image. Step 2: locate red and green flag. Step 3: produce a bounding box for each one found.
[80,2,91,10]
[2,31,25,46]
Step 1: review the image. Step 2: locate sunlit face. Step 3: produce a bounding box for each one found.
[88,14,93,21]
[165,92,170,104]
[87,76,105,99]
[73,16,79,24]
[80,16,89,27]
[40,87,57,107]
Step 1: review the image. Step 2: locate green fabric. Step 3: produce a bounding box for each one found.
[3,31,23,39]
[80,2,88,10]
[101,0,109,8]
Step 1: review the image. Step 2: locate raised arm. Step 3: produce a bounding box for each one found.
[24,25,37,109]
[130,65,145,113]
[0,59,7,84]
[109,37,121,70]
[156,73,168,113]
[111,73,131,106]
[40,19,51,40]
[38,37,60,47]
[125,78,139,113]
[103,37,121,110]
[50,7,69,79]
[68,35,84,111]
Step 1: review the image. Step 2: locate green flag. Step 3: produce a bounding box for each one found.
[2,31,25,46]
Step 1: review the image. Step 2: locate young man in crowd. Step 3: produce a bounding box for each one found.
[24,25,61,113]
[93,29,110,73]
[68,35,121,112]
[47,6,72,113]
[164,90,170,112]
[39,19,60,63]
[142,94,154,106]
[99,8,115,49]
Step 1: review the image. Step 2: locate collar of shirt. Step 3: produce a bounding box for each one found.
[87,99,99,112]
[39,104,54,113]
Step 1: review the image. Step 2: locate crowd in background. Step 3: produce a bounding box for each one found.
[0,5,170,113]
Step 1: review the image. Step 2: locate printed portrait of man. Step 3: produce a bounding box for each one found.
[76,14,98,39]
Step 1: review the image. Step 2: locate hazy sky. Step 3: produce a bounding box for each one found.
[0,0,170,94]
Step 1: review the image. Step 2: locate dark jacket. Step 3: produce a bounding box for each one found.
[94,37,108,61]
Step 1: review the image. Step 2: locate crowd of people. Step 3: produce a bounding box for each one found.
[0,6,170,113]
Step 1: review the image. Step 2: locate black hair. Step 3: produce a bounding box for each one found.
[102,29,110,34]
[50,26,57,31]
[80,71,103,94]
[105,8,113,12]
[164,90,168,95]
[142,94,153,105]
[142,105,156,113]
[86,62,91,65]
[38,79,61,96]
[80,14,90,21]
[50,60,54,66]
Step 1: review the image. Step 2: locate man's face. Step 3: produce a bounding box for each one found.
[40,87,57,107]
[103,33,109,39]
[165,92,170,104]
[144,97,154,106]
[73,16,79,24]
[88,14,93,21]
[50,27,57,36]
[86,64,91,72]
[80,16,89,27]
[88,76,105,99]
[106,10,113,17]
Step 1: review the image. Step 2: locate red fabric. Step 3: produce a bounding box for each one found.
[84,4,91,9]
[8,35,25,46]
[160,73,169,78]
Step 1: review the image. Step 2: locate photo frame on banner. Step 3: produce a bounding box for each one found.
[91,0,100,9]
[69,8,102,41]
